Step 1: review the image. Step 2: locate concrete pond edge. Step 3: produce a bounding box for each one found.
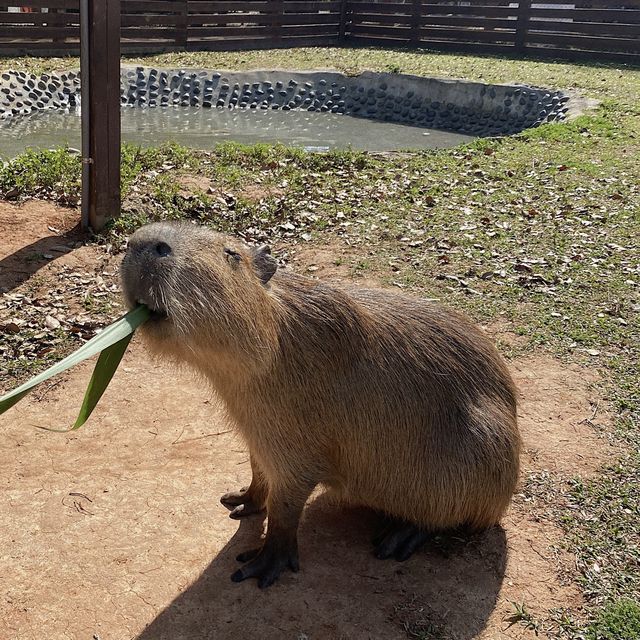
[1,66,592,139]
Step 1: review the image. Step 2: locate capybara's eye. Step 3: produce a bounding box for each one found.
[224,248,242,265]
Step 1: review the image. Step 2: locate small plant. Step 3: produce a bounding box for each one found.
[504,602,541,636]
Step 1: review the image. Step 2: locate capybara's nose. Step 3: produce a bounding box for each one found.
[153,241,172,258]
[130,238,173,259]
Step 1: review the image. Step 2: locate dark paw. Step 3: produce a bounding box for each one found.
[373,519,429,561]
[220,488,265,519]
[231,543,299,589]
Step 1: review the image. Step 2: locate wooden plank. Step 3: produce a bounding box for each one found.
[1,0,79,8]
[282,0,341,9]
[529,8,640,23]
[347,3,411,16]
[187,25,275,36]
[121,14,183,25]
[189,0,340,15]
[420,26,516,43]
[565,0,640,7]
[526,31,640,53]
[189,0,339,10]
[352,13,412,25]
[349,23,411,37]
[528,20,640,38]
[347,0,518,18]
[0,41,79,51]
[0,12,80,25]
[349,34,517,55]
[420,4,516,17]
[420,15,516,29]
[281,13,340,24]
[187,1,268,11]
[0,26,79,37]
[281,23,339,34]
[185,34,337,49]
[121,27,182,37]
[121,0,186,10]
[188,14,272,25]
[188,12,339,25]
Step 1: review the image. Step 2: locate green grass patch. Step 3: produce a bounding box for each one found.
[586,599,640,640]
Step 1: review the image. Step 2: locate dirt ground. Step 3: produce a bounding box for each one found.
[0,202,620,640]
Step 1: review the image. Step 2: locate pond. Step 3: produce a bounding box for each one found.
[0,67,572,158]
[0,105,476,158]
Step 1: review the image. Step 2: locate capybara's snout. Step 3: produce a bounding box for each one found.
[120,223,182,313]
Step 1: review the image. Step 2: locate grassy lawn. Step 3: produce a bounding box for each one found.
[1,48,638,638]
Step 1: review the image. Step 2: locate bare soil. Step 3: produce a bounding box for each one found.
[0,201,619,640]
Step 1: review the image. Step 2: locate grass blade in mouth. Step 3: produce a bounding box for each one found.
[0,305,150,429]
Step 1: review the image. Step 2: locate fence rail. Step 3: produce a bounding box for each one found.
[1,1,638,63]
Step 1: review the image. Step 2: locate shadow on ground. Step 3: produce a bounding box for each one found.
[0,224,83,293]
[136,495,507,640]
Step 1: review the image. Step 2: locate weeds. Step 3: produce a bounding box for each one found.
[505,602,542,636]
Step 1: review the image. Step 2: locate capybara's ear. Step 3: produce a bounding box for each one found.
[252,245,277,285]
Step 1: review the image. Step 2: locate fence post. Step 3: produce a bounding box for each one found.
[515,0,531,53]
[274,0,284,44]
[81,0,121,231]
[411,0,420,46]
[338,0,348,42]
[178,0,188,49]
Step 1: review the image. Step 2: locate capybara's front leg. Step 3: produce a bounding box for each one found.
[220,453,267,519]
[231,481,315,588]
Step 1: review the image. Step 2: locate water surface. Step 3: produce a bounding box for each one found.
[0,106,475,157]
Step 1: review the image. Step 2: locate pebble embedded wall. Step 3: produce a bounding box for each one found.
[0,66,571,138]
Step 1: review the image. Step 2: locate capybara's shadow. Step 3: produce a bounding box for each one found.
[135,493,507,640]
[0,225,83,293]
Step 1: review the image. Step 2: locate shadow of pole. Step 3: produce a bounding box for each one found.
[135,495,508,640]
[0,223,85,294]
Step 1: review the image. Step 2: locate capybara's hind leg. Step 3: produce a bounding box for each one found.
[373,517,430,561]
[220,453,267,519]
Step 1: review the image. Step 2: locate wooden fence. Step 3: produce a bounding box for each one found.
[346,0,640,63]
[1,1,638,63]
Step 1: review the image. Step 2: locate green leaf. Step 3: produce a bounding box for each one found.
[0,305,150,428]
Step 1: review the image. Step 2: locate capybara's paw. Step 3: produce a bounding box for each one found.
[373,519,429,561]
[231,544,299,588]
[220,488,265,519]
[220,487,250,507]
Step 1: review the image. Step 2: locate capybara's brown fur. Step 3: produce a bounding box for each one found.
[121,221,520,587]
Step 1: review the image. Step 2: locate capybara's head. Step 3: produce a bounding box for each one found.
[120,222,279,360]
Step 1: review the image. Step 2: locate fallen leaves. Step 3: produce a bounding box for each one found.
[0,257,121,386]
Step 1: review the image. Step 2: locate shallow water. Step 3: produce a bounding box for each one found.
[0,106,475,157]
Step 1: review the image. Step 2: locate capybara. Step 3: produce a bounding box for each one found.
[120,221,520,588]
